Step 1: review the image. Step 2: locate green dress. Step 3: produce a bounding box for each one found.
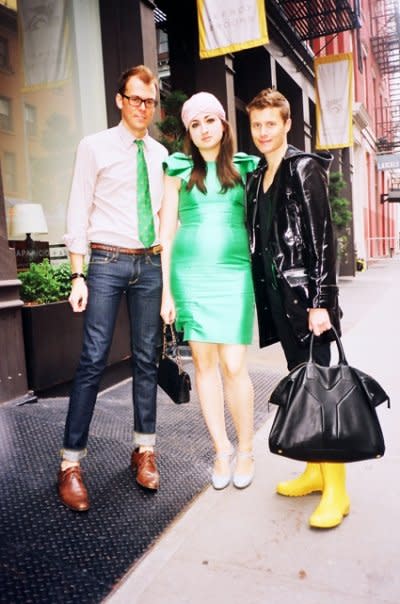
[163,152,259,344]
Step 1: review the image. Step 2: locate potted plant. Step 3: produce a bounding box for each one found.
[328,171,353,276]
[19,259,73,305]
[19,260,131,391]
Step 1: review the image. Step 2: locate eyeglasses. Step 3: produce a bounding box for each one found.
[121,94,158,109]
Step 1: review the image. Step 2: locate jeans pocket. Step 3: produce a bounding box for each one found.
[146,254,161,268]
[89,250,116,265]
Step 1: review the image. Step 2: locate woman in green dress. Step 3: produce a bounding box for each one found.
[160,92,259,490]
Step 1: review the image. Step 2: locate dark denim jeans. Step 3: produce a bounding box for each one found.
[62,248,162,460]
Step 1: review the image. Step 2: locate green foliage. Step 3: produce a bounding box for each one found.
[161,90,188,119]
[328,171,352,267]
[328,171,352,230]
[19,260,80,305]
[156,90,188,153]
[157,115,180,137]
[53,262,75,300]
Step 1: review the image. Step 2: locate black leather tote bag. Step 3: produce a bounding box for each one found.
[158,323,191,404]
[268,327,389,462]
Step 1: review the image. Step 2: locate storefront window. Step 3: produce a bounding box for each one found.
[0,0,107,246]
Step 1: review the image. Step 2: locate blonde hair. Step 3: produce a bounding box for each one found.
[246,88,291,122]
[117,65,158,95]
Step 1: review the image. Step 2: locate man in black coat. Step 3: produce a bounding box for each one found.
[245,88,349,529]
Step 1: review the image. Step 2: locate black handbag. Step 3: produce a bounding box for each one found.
[158,323,191,404]
[268,326,389,462]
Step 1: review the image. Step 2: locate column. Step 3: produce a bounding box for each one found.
[0,165,36,404]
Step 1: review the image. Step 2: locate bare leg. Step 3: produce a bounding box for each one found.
[190,341,232,481]
[219,344,254,479]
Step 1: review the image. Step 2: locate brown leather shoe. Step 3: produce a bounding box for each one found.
[57,465,90,511]
[131,449,160,490]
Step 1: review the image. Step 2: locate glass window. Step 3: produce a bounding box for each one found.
[0,35,9,69]
[3,151,16,192]
[158,30,169,56]
[24,104,37,137]
[0,96,12,130]
[0,0,107,244]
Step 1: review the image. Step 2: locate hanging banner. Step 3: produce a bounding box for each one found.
[315,53,353,150]
[19,0,70,90]
[196,0,269,59]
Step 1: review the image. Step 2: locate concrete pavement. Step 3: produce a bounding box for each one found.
[105,257,399,604]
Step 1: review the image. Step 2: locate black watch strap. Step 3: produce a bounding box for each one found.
[70,272,86,281]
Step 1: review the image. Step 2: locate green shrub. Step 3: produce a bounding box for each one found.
[328,171,352,230]
[19,259,77,304]
[156,89,187,153]
[53,261,75,301]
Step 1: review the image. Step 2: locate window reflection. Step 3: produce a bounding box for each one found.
[0,0,106,247]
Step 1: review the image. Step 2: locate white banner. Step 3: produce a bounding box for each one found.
[19,0,70,90]
[196,0,269,59]
[315,53,353,149]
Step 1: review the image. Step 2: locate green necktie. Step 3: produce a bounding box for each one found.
[135,139,155,247]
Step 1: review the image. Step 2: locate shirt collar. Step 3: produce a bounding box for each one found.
[117,121,150,149]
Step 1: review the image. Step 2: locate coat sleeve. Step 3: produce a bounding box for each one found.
[293,157,338,308]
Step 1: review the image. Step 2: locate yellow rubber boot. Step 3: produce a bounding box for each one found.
[276,463,323,496]
[309,463,350,529]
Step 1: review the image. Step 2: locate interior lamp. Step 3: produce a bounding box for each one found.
[9,203,48,246]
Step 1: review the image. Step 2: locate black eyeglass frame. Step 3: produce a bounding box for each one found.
[121,94,158,109]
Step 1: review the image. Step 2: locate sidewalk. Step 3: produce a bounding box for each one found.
[105,257,400,604]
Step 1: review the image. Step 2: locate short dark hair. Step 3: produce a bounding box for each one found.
[246,88,291,122]
[117,65,158,96]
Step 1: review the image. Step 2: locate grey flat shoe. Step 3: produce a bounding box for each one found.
[233,451,255,489]
[211,444,234,490]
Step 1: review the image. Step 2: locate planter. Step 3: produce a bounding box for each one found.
[22,296,131,391]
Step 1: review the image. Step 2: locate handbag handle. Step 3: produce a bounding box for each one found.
[309,325,348,365]
[162,322,185,373]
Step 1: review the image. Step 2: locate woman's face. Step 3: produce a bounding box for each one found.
[188,113,224,153]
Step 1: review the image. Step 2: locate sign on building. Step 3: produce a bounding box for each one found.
[376,154,400,171]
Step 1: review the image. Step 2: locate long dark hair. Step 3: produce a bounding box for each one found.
[183,120,242,194]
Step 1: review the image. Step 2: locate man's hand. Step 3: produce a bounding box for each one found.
[308,308,331,336]
[68,279,88,312]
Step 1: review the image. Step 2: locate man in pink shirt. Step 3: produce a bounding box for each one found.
[58,65,168,512]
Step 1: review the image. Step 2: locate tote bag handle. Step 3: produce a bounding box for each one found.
[308,325,348,366]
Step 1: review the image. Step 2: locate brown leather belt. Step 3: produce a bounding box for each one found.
[90,242,162,255]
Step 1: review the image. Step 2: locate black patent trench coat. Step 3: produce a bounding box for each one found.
[246,145,341,348]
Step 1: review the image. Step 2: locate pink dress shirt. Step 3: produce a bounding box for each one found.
[64,121,168,255]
